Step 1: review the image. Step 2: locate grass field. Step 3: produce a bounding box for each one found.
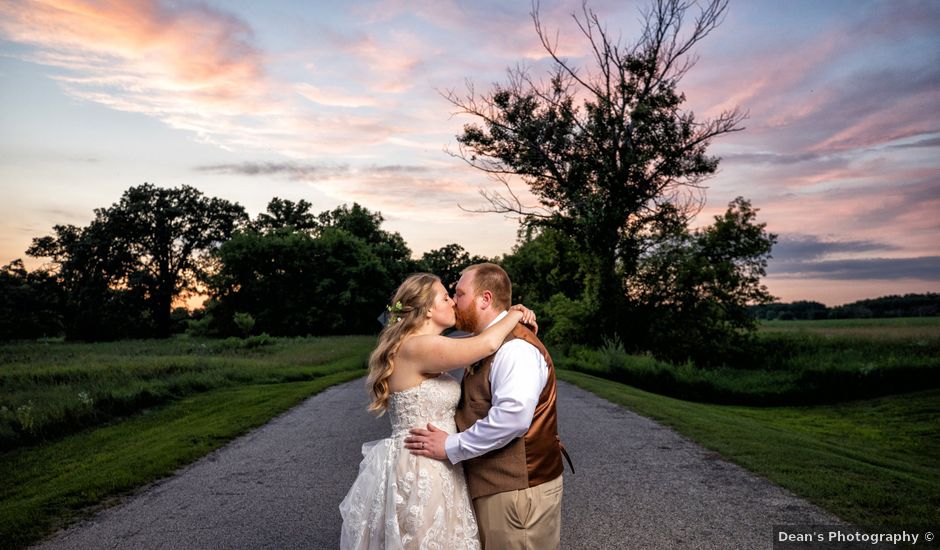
[0,335,375,451]
[555,317,940,533]
[2,318,938,548]
[759,316,940,339]
[558,317,940,405]
[0,335,373,550]
[556,369,940,533]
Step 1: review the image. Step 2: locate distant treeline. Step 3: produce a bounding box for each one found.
[748,294,940,320]
[4,182,782,367]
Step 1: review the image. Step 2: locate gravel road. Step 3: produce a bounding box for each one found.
[31,377,848,549]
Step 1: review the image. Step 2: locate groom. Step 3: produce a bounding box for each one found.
[405,263,570,549]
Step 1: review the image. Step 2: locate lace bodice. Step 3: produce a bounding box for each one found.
[340,371,480,549]
[387,374,461,437]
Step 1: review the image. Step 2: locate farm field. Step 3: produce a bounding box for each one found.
[0,335,373,549]
[759,316,940,339]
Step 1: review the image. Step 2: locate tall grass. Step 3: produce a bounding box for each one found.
[0,335,375,452]
[0,370,366,550]
[557,319,940,405]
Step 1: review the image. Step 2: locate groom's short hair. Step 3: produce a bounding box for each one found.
[462,263,511,310]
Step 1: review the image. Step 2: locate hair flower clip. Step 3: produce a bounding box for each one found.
[386,301,405,324]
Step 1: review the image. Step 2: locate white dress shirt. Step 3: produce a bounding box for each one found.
[444,310,548,464]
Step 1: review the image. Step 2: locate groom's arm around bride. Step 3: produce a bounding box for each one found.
[406,263,571,550]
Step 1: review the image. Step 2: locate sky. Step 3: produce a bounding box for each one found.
[0,0,938,307]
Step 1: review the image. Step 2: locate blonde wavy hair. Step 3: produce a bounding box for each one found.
[367,273,441,415]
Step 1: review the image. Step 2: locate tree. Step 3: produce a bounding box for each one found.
[418,244,489,291]
[207,227,389,336]
[446,0,746,341]
[28,184,248,339]
[27,217,146,340]
[632,197,776,365]
[501,227,588,306]
[317,203,418,283]
[0,260,64,340]
[500,228,593,349]
[253,197,319,234]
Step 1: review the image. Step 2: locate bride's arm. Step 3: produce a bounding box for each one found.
[398,306,534,374]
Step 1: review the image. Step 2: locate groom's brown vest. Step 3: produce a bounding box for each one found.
[455,324,567,499]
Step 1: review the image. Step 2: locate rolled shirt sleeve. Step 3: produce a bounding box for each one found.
[445,338,548,464]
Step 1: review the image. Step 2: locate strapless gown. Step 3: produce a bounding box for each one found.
[339,373,480,549]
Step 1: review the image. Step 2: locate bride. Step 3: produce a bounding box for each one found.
[339,273,536,549]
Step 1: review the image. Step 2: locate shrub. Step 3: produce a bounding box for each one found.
[233,312,256,338]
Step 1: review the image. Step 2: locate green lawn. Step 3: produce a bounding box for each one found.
[557,369,940,532]
[0,335,372,550]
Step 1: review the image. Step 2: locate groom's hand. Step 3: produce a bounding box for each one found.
[404,424,447,460]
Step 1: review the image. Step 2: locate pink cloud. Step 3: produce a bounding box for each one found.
[753,179,939,256]
[0,0,409,157]
[808,89,939,153]
[295,83,377,108]
[0,0,268,105]
[683,2,940,159]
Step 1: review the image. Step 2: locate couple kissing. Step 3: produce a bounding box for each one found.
[340,263,572,549]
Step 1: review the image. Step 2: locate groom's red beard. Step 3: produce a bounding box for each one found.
[454,304,479,333]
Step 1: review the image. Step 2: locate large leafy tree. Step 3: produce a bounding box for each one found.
[253,197,319,234]
[447,0,747,338]
[207,227,389,336]
[27,215,147,340]
[501,227,589,306]
[317,203,418,283]
[205,202,415,336]
[418,244,490,291]
[632,197,776,364]
[445,1,780,361]
[28,183,247,339]
[0,259,64,340]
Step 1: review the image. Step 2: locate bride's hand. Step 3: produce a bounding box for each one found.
[509,304,537,328]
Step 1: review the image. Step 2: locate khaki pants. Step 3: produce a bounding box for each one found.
[472,475,563,550]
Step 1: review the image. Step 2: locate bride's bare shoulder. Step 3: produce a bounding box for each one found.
[396,333,441,358]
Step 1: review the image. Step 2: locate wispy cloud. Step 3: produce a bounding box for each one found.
[768,256,940,280]
[0,0,407,157]
[295,83,377,108]
[195,161,431,179]
[196,162,351,180]
[888,135,940,150]
[194,160,480,219]
[770,234,900,263]
[686,1,940,158]
[0,0,269,127]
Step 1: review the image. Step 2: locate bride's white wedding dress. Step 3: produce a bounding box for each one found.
[339,373,481,550]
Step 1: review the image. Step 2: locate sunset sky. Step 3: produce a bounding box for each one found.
[1,0,938,306]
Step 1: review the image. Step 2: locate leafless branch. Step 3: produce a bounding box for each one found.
[457,173,554,220]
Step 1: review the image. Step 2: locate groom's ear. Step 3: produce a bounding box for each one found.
[479,290,493,309]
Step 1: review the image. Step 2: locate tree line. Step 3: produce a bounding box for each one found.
[0,184,486,342]
[749,295,940,321]
[2,180,776,367]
